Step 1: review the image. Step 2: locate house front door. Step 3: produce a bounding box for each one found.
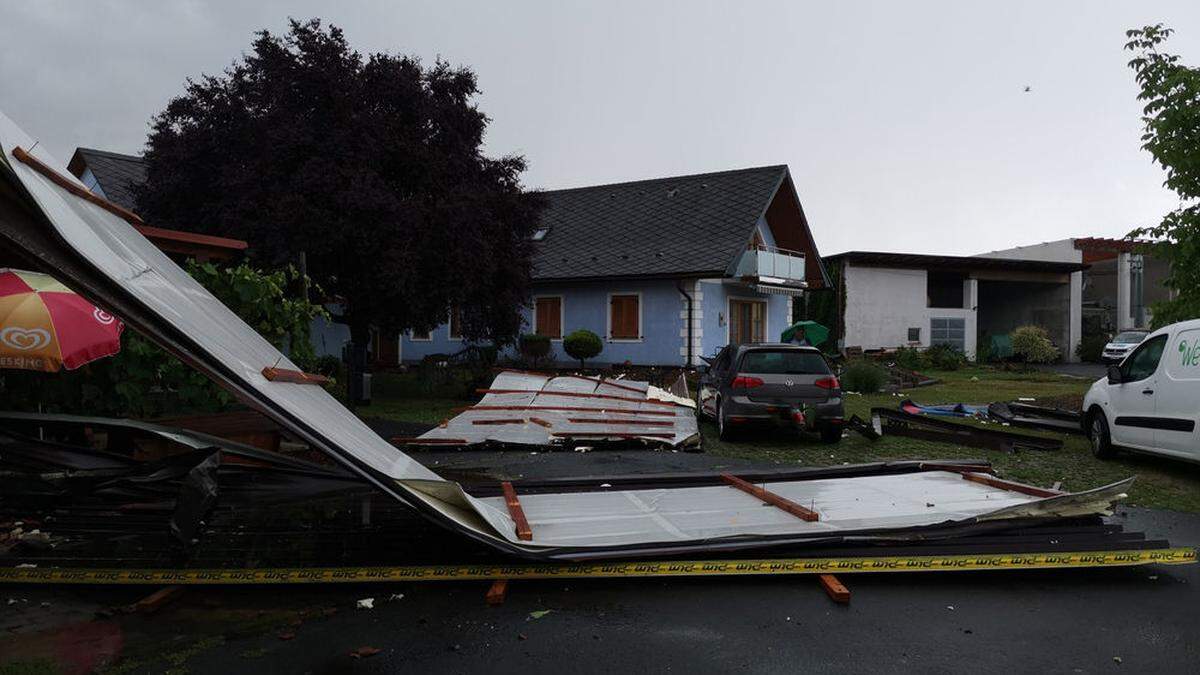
[729,298,767,344]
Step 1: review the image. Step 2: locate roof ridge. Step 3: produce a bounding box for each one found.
[76,147,144,163]
[539,164,787,195]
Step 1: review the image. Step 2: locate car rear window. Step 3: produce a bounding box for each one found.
[739,350,829,375]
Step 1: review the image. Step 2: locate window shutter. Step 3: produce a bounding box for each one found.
[611,295,639,339]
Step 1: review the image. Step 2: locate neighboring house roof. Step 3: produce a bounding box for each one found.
[66,147,246,260]
[825,251,1087,274]
[532,165,829,287]
[66,147,147,212]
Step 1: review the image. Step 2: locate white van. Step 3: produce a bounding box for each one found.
[1083,318,1200,461]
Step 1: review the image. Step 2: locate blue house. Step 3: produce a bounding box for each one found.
[401,165,831,366]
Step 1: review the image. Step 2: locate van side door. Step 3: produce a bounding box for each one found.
[1107,334,1168,450]
[1155,326,1200,459]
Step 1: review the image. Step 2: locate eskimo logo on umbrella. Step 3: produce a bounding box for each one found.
[93,308,116,325]
[0,327,51,351]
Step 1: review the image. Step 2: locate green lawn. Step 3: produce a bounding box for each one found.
[362,367,1200,513]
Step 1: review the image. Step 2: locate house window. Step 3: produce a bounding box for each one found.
[609,294,641,340]
[411,326,431,342]
[927,271,966,308]
[907,327,920,342]
[930,317,966,352]
[448,306,463,340]
[534,296,563,339]
[729,298,767,344]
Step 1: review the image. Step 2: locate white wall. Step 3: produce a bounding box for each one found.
[842,265,976,359]
[977,239,1082,263]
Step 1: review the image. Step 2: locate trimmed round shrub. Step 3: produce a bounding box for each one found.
[841,359,888,394]
[518,333,551,361]
[563,329,603,368]
[1011,325,1060,364]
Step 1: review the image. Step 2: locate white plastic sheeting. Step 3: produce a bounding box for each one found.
[0,108,1133,556]
[414,371,700,448]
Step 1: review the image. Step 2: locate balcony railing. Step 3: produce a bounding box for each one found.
[734,245,806,283]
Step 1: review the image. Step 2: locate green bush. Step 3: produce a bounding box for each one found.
[1011,325,1060,364]
[894,347,930,371]
[563,329,603,368]
[926,344,967,370]
[976,331,994,364]
[841,359,888,394]
[1076,334,1109,363]
[518,333,552,363]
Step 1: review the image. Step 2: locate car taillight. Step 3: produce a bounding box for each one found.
[815,376,840,390]
[731,375,764,389]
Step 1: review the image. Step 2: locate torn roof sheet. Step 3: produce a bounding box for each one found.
[411,371,700,449]
[0,108,1136,561]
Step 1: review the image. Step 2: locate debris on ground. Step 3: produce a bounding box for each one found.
[396,370,700,451]
[527,609,553,620]
[350,646,382,659]
[356,598,375,610]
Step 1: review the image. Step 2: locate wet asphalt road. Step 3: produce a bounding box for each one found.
[4,451,1198,673]
[173,507,1200,674]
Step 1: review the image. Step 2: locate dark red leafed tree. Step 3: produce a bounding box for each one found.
[136,18,543,347]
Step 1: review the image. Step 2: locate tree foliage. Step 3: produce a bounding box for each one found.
[1125,25,1200,325]
[136,19,543,344]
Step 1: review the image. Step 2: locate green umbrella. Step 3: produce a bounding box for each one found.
[781,320,829,347]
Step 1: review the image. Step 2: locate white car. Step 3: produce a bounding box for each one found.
[1083,319,1200,462]
[1101,330,1149,363]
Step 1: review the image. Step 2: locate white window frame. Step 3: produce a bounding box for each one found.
[725,296,769,345]
[533,294,565,342]
[409,327,432,342]
[606,292,644,343]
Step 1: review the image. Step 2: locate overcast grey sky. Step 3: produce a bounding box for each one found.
[3,1,1198,256]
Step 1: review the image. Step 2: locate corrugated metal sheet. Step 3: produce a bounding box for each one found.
[412,371,700,448]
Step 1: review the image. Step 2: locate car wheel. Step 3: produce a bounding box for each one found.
[1088,410,1116,459]
[717,398,736,441]
[819,425,842,444]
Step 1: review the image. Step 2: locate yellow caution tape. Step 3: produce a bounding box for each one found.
[0,548,1193,585]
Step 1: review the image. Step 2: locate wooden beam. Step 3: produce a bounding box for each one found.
[454,405,675,417]
[528,417,553,428]
[817,574,850,604]
[476,389,681,408]
[566,418,674,427]
[12,146,145,226]
[551,431,675,440]
[485,579,509,606]
[261,366,330,386]
[959,472,1062,498]
[721,473,820,522]
[470,419,526,426]
[501,481,533,541]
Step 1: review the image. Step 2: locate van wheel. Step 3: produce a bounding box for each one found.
[1088,410,1116,459]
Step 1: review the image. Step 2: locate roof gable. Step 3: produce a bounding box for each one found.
[531,165,788,280]
[67,147,147,212]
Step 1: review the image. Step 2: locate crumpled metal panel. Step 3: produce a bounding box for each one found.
[412,371,700,449]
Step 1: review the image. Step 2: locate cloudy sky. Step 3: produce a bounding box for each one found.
[3,1,1198,256]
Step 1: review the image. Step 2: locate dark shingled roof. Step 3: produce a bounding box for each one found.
[67,148,146,212]
[531,165,788,280]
